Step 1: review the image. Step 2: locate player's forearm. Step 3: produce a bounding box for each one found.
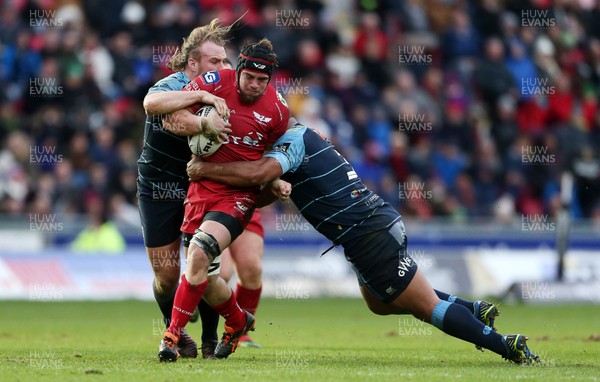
[255,184,279,208]
[190,161,265,187]
[162,109,202,136]
[143,91,202,115]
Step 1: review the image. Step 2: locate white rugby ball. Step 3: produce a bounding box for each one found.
[188,105,222,157]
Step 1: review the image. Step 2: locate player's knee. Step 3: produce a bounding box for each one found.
[154,271,179,293]
[237,260,262,283]
[187,245,211,269]
[190,229,221,263]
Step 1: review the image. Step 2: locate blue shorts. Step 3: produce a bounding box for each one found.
[342,221,417,303]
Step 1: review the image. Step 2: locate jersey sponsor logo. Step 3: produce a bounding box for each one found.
[185,81,200,91]
[350,187,367,199]
[398,256,413,277]
[201,71,220,84]
[273,142,291,153]
[225,131,264,147]
[347,170,357,180]
[253,111,272,125]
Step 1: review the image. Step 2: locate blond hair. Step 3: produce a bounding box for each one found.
[167,18,231,71]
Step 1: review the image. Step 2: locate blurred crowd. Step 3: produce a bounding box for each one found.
[2,0,600,231]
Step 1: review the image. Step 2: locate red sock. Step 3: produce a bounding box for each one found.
[211,290,246,332]
[168,275,207,337]
[235,284,262,316]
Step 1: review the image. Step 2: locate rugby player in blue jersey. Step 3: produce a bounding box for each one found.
[139,19,234,359]
[186,119,540,364]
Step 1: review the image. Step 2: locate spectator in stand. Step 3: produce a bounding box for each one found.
[353,12,389,88]
[473,37,515,113]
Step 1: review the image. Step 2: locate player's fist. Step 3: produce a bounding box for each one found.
[271,179,292,200]
[186,155,204,181]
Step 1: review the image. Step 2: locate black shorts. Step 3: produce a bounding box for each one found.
[137,177,187,248]
[342,221,417,303]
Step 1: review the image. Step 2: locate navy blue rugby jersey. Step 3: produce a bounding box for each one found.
[264,125,401,244]
[137,71,191,184]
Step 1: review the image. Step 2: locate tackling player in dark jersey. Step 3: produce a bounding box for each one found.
[138,19,233,360]
[186,120,540,365]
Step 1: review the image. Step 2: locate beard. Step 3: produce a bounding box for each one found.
[238,88,265,104]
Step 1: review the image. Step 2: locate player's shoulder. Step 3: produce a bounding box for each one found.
[149,71,189,93]
[256,86,289,121]
[264,85,289,109]
[197,68,235,86]
[273,125,307,147]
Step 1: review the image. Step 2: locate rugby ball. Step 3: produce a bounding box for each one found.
[188,105,223,157]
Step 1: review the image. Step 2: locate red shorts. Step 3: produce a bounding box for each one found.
[181,182,256,236]
[245,210,264,238]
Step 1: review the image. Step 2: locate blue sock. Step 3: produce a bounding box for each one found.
[431,301,507,356]
[434,290,474,312]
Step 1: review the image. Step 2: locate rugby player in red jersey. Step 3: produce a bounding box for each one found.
[157,38,289,361]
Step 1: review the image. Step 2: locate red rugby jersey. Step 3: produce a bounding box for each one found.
[184,69,290,194]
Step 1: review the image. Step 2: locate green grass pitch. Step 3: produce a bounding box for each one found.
[1,299,598,381]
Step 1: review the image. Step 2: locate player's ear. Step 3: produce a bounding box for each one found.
[187,57,198,74]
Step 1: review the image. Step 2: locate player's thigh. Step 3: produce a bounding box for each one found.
[359,285,410,315]
[229,230,264,271]
[344,221,418,305]
[388,269,440,322]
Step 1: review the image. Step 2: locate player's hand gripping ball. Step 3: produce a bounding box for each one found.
[188,105,227,157]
